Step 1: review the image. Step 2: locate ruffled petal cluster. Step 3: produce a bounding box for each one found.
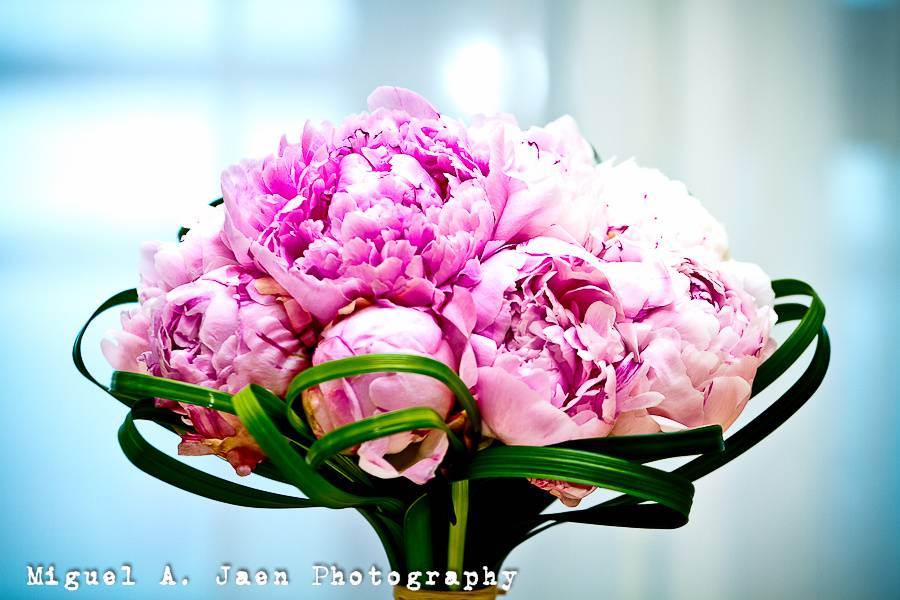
[470,237,673,447]
[103,215,315,475]
[565,159,730,264]
[610,256,777,435]
[221,89,498,324]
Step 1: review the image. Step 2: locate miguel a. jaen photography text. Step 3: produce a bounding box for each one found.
[25,563,519,592]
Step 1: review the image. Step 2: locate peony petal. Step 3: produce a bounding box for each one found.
[367,86,440,119]
[475,366,608,446]
[101,328,149,373]
[702,376,752,430]
[356,430,449,484]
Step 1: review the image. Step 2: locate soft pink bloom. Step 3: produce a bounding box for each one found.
[549,158,776,433]
[470,237,673,448]
[469,237,679,505]
[469,236,775,505]
[141,266,314,395]
[611,256,777,434]
[469,113,597,253]
[221,87,497,324]
[138,206,236,300]
[103,260,315,475]
[303,305,463,484]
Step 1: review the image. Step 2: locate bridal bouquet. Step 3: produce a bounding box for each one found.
[75,87,829,598]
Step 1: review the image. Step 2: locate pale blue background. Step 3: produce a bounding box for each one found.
[1,1,898,598]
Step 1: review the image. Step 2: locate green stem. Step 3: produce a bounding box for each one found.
[447,479,469,589]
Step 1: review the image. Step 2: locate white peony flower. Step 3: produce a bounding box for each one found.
[561,158,730,264]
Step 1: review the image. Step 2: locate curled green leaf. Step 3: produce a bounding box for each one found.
[459,445,694,521]
[112,371,234,413]
[554,424,724,463]
[72,288,137,403]
[285,354,481,447]
[233,385,405,514]
[119,399,317,509]
[306,406,465,468]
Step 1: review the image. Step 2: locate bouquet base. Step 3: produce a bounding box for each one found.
[394,587,503,599]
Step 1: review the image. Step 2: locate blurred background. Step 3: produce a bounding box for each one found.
[1,0,898,598]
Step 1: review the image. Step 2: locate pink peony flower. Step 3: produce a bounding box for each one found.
[303,305,463,484]
[469,113,597,253]
[549,158,775,435]
[103,259,315,475]
[221,87,497,324]
[568,212,776,436]
[219,87,597,325]
[469,237,682,505]
[141,266,314,395]
[610,256,777,435]
[138,206,237,301]
[469,235,775,505]
[470,237,674,448]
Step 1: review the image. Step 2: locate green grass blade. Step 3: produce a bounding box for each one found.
[72,288,138,404]
[446,480,469,585]
[554,425,724,463]
[110,375,312,437]
[114,374,374,488]
[232,385,404,514]
[285,354,481,447]
[129,398,190,432]
[306,407,465,468]
[119,400,318,509]
[112,371,234,413]
[458,445,694,522]
[752,279,825,396]
[245,384,311,434]
[774,302,808,323]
